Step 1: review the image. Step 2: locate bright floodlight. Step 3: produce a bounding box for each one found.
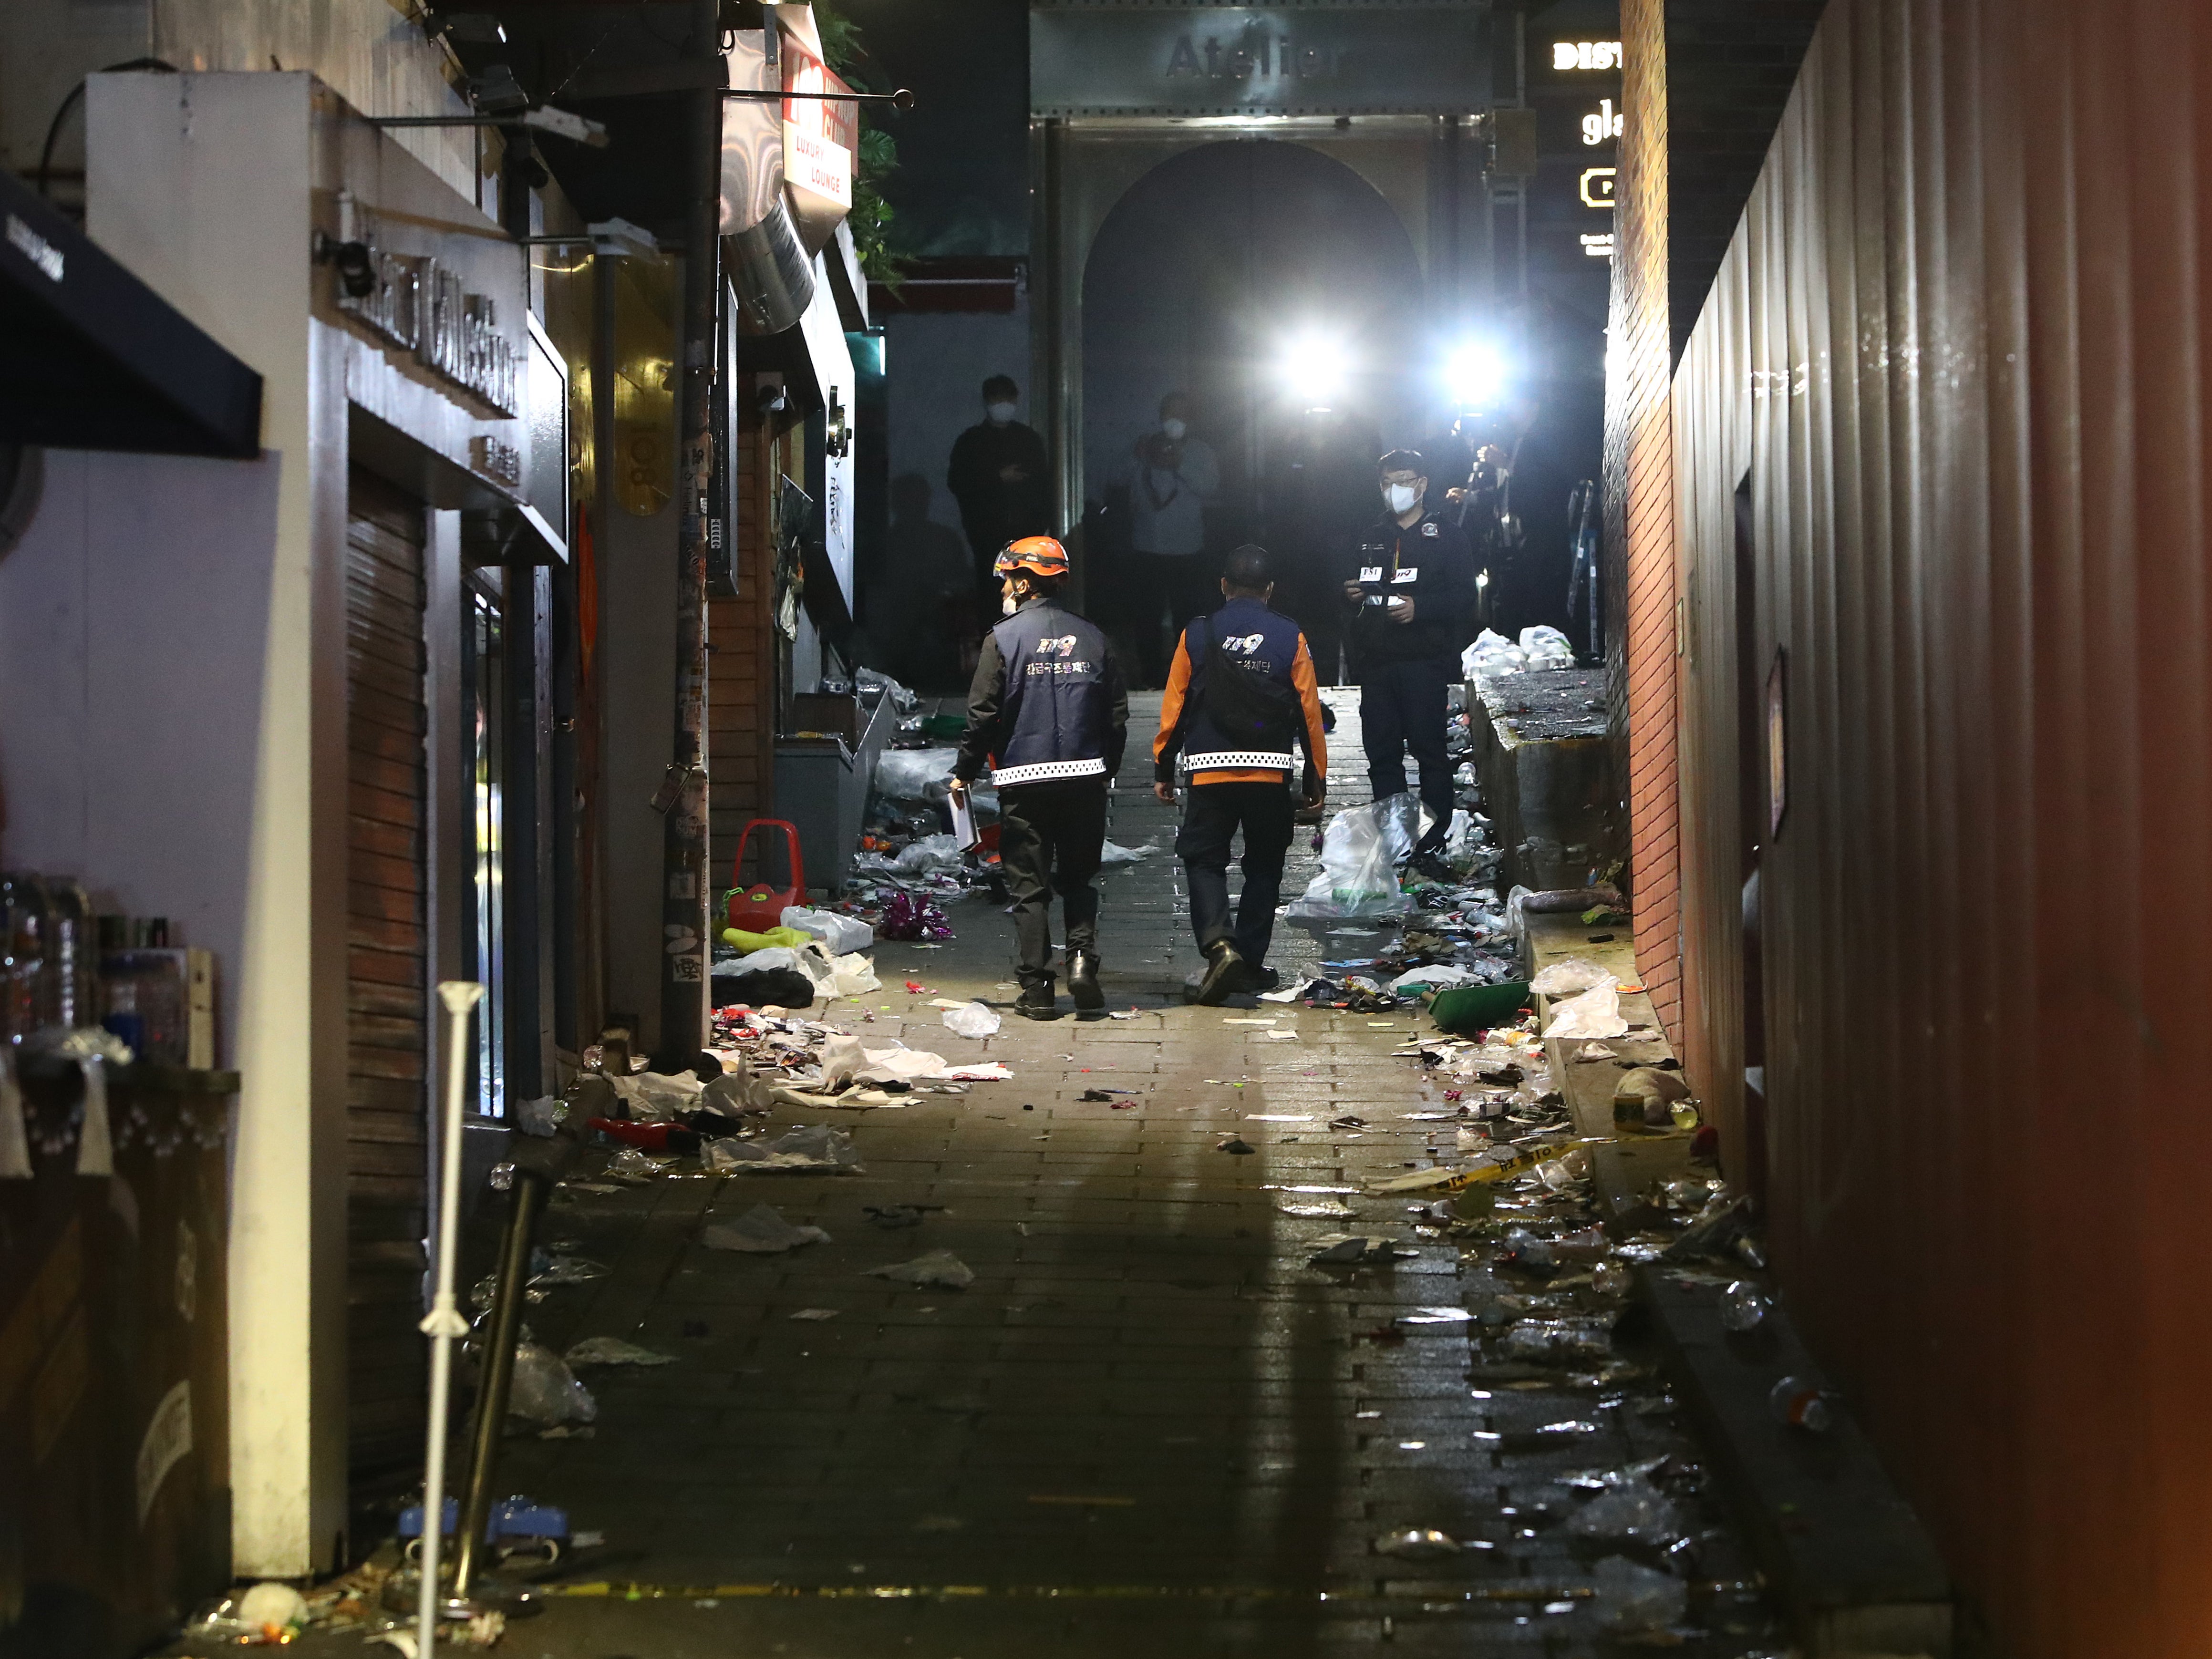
[1446,341,1509,411]
[1279,331,1348,412]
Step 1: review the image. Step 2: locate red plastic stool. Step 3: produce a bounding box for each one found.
[727,819,807,931]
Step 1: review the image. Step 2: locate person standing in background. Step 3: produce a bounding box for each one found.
[1115,392,1220,684]
[1341,450,1478,877]
[947,375,1053,624]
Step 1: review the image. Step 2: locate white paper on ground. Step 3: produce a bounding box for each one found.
[865,1249,975,1289]
[699,1202,833,1251]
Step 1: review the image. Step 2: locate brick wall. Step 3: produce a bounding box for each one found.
[1603,0,1685,1048]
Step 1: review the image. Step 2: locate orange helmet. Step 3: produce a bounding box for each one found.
[995,536,1070,579]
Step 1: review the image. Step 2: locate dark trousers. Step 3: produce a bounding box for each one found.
[1176,781,1296,966]
[1123,552,1218,685]
[1358,656,1455,844]
[997,780,1107,986]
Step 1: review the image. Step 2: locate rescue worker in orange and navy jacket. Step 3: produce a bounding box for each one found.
[1152,543,1330,1006]
[950,536,1129,1020]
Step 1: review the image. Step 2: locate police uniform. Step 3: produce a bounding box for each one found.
[954,595,1129,1001]
[1342,507,1478,844]
[1153,595,1330,981]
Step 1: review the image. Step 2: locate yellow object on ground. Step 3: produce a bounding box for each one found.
[721,926,811,953]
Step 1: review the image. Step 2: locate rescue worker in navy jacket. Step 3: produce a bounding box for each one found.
[1340,450,1478,874]
[1153,545,1330,1005]
[951,536,1130,1020]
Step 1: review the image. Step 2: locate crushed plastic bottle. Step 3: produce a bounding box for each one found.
[1769,1374,1837,1432]
[1719,1280,1772,1332]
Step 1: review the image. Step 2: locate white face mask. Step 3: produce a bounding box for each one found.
[986,401,1017,425]
[1160,417,1187,441]
[1002,589,1021,615]
[1385,482,1422,514]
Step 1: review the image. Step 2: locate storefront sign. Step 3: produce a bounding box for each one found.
[783,36,854,214]
[338,243,519,416]
[1031,3,1491,118]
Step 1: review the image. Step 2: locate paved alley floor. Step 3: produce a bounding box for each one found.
[373,694,1778,1658]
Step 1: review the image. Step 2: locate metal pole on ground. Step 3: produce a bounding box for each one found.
[449,1164,552,1599]
[418,980,485,1655]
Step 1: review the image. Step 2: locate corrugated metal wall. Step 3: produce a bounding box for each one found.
[1668,0,2212,1650]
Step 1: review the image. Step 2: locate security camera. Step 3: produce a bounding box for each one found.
[331,239,378,299]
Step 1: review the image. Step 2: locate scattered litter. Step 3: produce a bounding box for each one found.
[563,1336,680,1368]
[864,1204,943,1229]
[1307,1234,1407,1265]
[1375,1529,1459,1559]
[1258,979,1319,1002]
[1574,1041,1618,1062]
[508,1342,598,1426]
[700,1203,833,1252]
[1278,1198,1354,1218]
[1217,1136,1256,1155]
[603,1146,668,1183]
[1592,1554,1687,1632]
[705,1125,864,1174]
[788,1308,841,1321]
[1530,958,1614,997]
[1098,840,1152,865]
[1221,1017,1276,1026]
[1501,1319,1618,1365]
[866,1249,975,1289]
[1397,1306,1478,1324]
[1720,1280,1772,1331]
[1329,1114,1367,1129]
[1263,1030,1302,1041]
[1246,1113,1312,1123]
[941,1000,1003,1039]
[1566,1474,1685,1545]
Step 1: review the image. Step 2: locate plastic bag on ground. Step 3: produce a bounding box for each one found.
[508,1342,597,1425]
[941,1001,1002,1039]
[1285,795,1418,922]
[1542,976,1628,1039]
[1567,1474,1685,1545]
[1592,1555,1687,1632]
[873,747,959,800]
[830,953,880,996]
[858,1043,953,1082]
[1530,956,1614,997]
[866,1248,975,1289]
[607,1069,705,1122]
[705,1124,863,1173]
[515,1095,562,1137]
[1389,963,1489,993]
[893,834,966,874]
[563,1336,680,1368]
[781,905,874,954]
[818,1031,866,1090]
[1098,840,1151,865]
[699,1201,832,1252]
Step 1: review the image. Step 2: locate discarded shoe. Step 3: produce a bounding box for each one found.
[1014,979,1060,1021]
[1195,941,1247,1006]
[1066,949,1104,1010]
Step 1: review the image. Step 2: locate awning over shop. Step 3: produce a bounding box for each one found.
[0,169,263,459]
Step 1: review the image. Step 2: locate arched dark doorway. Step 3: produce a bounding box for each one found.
[1081,140,1426,684]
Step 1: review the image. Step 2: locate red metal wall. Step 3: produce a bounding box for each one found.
[1668,0,2212,1649]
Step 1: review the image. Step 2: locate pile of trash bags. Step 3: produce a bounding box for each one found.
[1462,624,1577,680]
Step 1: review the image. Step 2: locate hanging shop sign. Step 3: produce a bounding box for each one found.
[781,14,857,253]
[1030,2,1492,119]
[336,239,519,417]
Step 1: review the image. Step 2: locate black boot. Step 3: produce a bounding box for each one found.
[1066,950,1104,1011]
[1015,978,1060,1020]
[1195,940,1247,1007]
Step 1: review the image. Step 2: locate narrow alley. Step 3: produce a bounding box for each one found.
[287,693,1778,1658]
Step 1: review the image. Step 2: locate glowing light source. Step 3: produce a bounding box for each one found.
[1444,341,1509,412]
[1277,330,1349,412]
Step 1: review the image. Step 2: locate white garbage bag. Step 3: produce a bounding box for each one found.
[781,906,875,954]
[607,1069,705,1122]
[1530,957,1615,997]
[818,1031,866,1090]
[1519,624,1576,670]
[1285,795,1418,922]
[1541,976,1629,1039]
[873,748,959,800]
[941,1001,1002,1039]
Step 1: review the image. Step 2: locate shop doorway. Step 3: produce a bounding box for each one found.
[1080,139,1426,683]
[341,469,432,1495]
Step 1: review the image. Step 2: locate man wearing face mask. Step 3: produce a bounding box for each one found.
[947,375,1054,624]
[1341,450,1478,874]
[1115,392,1221,684]
[951,537,1129,1020]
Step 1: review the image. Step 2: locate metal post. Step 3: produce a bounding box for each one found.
[418,981,485,1656]
[449,1165,552,1598]
[654,0,724,1067]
